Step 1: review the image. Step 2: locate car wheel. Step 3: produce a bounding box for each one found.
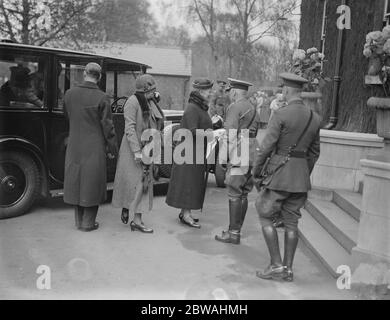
[0,151,41,219]
[215,161,226,188]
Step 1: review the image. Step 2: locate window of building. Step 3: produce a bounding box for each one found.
[0,54,46,109]
[384,0,390,26]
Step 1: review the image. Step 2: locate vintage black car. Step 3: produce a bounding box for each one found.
[0,42,183,219]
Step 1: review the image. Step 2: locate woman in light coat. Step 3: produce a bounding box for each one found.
[112,74,164,233]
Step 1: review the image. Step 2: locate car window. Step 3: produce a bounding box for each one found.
[0,54,46,109]
[56,61,86,110]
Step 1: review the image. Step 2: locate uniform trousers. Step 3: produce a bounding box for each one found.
[225,167,254,231]
[226,167,254,200]
[255,188,307,231]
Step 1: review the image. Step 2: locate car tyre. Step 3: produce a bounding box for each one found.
[0,151,41,219]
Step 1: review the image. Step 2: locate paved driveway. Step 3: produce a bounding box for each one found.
[0,178,355,300]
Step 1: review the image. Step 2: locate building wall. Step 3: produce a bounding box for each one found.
[300,0,385,133]
[105,72,190,110]
[153,75,190,110]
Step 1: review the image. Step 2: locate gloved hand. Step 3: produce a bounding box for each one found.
[134,152,143,165]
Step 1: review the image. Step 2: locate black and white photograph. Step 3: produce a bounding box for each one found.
[0,0,389,304]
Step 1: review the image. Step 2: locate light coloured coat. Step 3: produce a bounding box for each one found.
[112,95,163,213]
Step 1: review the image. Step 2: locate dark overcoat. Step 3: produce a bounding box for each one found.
[166,93,213,210]
[63,81,118,207]
[253,98,321,193]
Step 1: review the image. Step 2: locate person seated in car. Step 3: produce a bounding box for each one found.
[0,65,43,108]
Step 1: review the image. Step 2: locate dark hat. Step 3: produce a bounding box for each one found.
[193,78,214,89]
[10,66,30,88]
[135,74,156,93]
[279,72,308,89]
[226,78,253,91]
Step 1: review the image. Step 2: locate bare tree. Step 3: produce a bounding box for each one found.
[229,0,299,77]
[0,0,100,46]
[188,0,220,79]
[187,0,299,80]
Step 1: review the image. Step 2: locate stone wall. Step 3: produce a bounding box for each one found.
[311,130,384,192]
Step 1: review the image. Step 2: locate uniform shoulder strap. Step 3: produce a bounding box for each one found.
[291,109,313,150]
[246,105,257,130]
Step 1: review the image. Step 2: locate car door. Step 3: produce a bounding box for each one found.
[48,56,104,186]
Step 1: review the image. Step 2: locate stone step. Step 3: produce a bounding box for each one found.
[305,198,358,253]
[333,190,362,222]
[299,208,353,278]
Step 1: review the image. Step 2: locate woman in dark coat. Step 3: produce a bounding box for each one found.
[112,74,164,233]
[166,78,214,228]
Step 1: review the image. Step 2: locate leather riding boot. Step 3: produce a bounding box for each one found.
[228,199,242,232]
[215,199,242,244]
[262,225,283,266]
[74,205,84,229]
[282,229,299,282]
[257,225,284,280]
[240,198,248,229]
[215,229,240,244]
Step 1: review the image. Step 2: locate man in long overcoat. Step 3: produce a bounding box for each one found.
[63,62,118,232]
[253,73,321,281]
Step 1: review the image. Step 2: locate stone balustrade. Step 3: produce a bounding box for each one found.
[311,130,384,192]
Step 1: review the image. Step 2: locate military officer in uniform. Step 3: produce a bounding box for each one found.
[253,73,321,281]
[209,80,230,120]
[215,78,261,245]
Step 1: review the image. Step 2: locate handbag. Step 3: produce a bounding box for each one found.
[254,110,313,191]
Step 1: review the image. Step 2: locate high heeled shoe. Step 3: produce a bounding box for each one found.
[179,215,201,229]
[130,221,153,233]
[179,212,199,223]
[121,208,129,225]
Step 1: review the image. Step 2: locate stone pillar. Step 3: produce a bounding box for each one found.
[353,154,390,263]
[351,97,390,298]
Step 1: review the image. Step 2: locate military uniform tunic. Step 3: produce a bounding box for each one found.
[253,97,321,231]
[220,97,261,200]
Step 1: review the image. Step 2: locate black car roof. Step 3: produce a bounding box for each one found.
[0,42,151,71]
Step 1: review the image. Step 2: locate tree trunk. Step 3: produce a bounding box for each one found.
[299,0,384,133]
[21,0,30,44]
